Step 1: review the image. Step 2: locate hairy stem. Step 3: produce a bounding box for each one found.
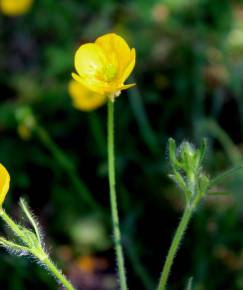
[157,207,193,290]
[0,210,24,239]
[107,100,128,290]
[42,256,76,290]
[0,209,76,290]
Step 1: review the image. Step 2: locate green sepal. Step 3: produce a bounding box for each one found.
[198,174,209,198]
[21,228,40,249]
[168,138,182,169]
[168,172,190,202]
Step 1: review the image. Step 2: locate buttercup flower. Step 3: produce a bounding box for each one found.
[0,164,10,207]
[68,79,107,111]
[72,33,136,100]
[0,0,33,16]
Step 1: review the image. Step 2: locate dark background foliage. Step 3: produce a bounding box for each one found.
[1,0,243,289]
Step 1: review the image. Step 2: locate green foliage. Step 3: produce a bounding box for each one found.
[1,0,243,290]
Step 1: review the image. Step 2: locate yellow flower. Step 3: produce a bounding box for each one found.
[72,33,136,100]
[0,164,10,207]
[68,79,107,111]
[0,0,33,16]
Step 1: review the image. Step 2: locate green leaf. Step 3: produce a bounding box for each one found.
[0,237,30,256]
[20,198,42,244]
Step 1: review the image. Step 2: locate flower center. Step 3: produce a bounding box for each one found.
[103,64,117,82]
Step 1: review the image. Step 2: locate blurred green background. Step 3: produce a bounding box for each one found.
[1,0,243,289]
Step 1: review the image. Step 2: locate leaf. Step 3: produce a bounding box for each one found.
[20,198,42,244]
[0,236,30,257]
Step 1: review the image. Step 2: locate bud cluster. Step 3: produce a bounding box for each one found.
[168,138,210,208]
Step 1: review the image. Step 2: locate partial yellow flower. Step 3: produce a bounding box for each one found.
[72,33,136,99]
[68,79,107,111]
[0,164,10,207]
[0,0,33,16]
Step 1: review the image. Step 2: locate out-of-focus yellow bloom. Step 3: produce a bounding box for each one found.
[17,124,31,140]
[77,255,109,273]
[78,256,97,273]
[72,33,136,100]
[0,0,33,16]
[0,164,10,207]
[68,79,107,111]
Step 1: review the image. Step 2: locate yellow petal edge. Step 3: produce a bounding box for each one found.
[0,0,33,16]
[0,163,10,207]
[68,79,107,111]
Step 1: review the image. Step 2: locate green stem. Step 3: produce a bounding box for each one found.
[42,256,75,290]
[0,210,75,290]
[107,100,128,290]
[0,210,24,239]
[34,125,102,212]
[157,207,193,290]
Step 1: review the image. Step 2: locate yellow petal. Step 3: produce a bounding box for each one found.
[68,80,107,111]
[118,83,136,91]
[118,48,136,85]
[74,43,106,79]
[0,0,33,16]
[95,33,131,66]
[74,43,112,93]
[0,164,10,207]
[72,72,106,95]
[72,73,85,85]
